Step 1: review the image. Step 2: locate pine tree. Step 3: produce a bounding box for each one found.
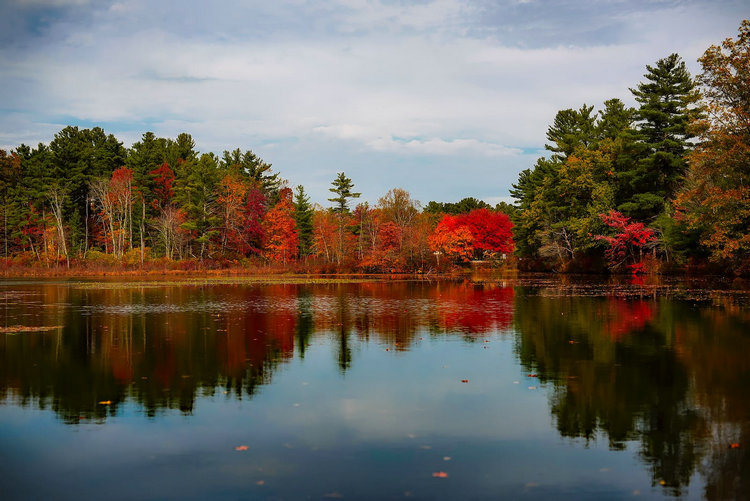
[621,54,703,221]
[328,172,360,213]
[293,185,314,258]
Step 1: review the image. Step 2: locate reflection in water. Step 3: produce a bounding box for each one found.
[514,287,750,500]
[1,279,748,500]
[0,282,514,420]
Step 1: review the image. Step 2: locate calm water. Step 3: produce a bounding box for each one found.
[1,277,748,500]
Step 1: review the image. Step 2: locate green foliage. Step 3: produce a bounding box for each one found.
[293,185,314,257]
[621,54,703,221]
[222,148,281,201]
[424,197,490,215]
[545,104,597,159]
[328,172,360,214]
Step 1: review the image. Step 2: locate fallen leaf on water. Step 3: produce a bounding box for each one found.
[98,400,111,405]
[461,379,469,383]
[420,445,432,450]
[528,374,538,378]
[443,456,452,461]
[256,480,265,486]
[659,480,666,486]
[323,492,343,499]
[730,443,740,449]
[432,472,449,478]
[528,386,537,390]
[235,445,249,451]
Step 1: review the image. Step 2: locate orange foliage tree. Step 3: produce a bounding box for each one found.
[674,20,750,270]
[263,188,298,264]
[428,215,474,264]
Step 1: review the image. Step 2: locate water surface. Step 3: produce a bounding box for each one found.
[1,277,748,500]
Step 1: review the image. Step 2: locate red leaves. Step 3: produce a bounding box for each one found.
[235,445,249,451]
[432,471,449,478]
[149,162,175,209]
[595,210,656,271]
[429,209,514,263]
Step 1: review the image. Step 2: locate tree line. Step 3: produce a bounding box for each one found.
[510,20,750,275]
[1,20,747,275]
[0,131,513,272]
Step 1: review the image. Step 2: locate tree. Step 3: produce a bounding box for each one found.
[428,215,474,264]
[525,146,615,265]
[173,153,222,260]
[0,150,21,259]
[595,210,657,273]
[424,197,491,215]
[263,188,298,264]
[150,162,175,210]
[222,148,280,200]
[88,167,135,258]
[460,208,514,258]
[674,20,750,270]
[328,172,360,264]
[621,54,702,221]
[546,105,598,159]
[293,185,314,259]
[49,126,126,252]
[328,172,360,213]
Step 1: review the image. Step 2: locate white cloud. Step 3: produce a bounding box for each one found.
[0,0,746,204]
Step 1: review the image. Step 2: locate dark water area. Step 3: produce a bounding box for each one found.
[0,277,748,500]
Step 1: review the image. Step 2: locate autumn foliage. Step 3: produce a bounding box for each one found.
[429,209,514,264]
[595,210,656,273]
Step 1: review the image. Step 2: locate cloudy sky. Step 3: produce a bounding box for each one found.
[0,1,745,207]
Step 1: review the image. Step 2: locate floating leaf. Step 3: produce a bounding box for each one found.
[730,443,740,449]
[461,379,469,383]
[98,400,111,405]
[432,472,449,478]
[235,445,249,451]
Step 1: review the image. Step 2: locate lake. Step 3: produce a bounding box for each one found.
[1,276,748,500]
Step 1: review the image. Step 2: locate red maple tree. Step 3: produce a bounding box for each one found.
[595,210,656,273]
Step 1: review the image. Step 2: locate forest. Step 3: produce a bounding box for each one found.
[0,20,748,276]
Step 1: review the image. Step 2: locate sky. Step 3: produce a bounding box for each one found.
[0,0,746,207]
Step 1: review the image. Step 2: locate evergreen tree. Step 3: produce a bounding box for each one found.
[545,104,597,159]
[621,54,702,221]
[328,172,360,213]
[173,153,222,259]
[293,185,314,258]
[221,148,281,201]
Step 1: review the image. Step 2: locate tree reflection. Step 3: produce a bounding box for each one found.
[514,288,750,498]
[0,280,515,420]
